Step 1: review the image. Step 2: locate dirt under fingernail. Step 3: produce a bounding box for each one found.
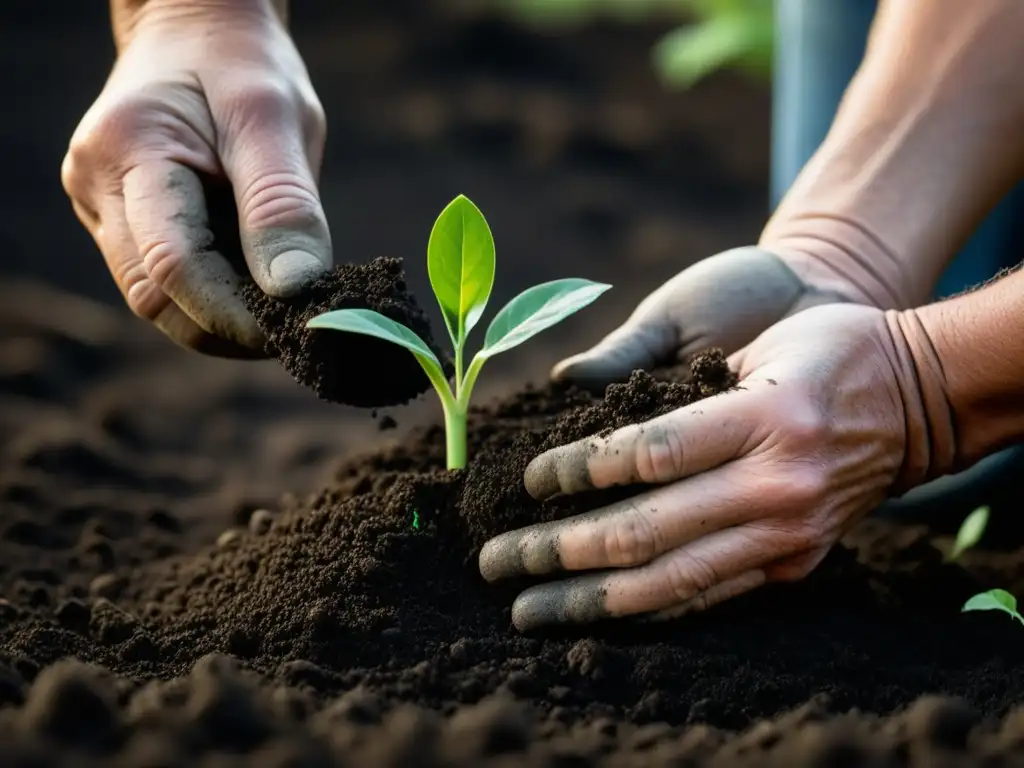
[241,257,449,409]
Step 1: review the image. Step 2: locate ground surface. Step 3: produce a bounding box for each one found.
[3,2,1024,766]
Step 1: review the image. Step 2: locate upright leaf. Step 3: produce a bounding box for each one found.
[962,589,1024,625]
[427,195,496,343]
[948,505,990,561]
[307,309,443,372]
[479,279,611,358]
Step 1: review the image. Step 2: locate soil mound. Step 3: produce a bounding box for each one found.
[4,348,1024,766]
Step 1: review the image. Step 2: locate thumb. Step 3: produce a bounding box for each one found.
[220,96,331,298]
[552,293,677,390]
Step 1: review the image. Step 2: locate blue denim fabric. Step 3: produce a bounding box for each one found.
[772,0,1023,297]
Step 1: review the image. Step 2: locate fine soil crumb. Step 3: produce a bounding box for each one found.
[242,257,446,408]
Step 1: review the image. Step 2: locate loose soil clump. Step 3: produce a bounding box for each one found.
[242,257,444,408]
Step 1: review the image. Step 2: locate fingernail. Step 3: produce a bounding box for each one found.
[524,447,593,500]
[523,453,562,500]
[269,250,326,294]
[479,533,522,582]
[479,527,561,582]
[511,581,608,632]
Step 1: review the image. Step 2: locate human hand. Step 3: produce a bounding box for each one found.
[551,246,857,390]
[480,303,924,631]
[61,1,330,356]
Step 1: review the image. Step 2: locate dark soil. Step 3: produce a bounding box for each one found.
[4,1,1024,766]
[242,257,444,408]
[3,337,1024,766]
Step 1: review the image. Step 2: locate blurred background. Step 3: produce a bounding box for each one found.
[0,0,770,320]
[0,0,774,543]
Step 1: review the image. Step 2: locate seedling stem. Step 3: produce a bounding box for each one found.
[307,195,611,470]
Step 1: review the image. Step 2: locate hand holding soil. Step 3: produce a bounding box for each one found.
[481,303,925,630]
[60,0,329,357]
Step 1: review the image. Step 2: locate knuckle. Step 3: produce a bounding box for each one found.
[226,81,295,122]
[137,238,187,290]
[61,145,88,198]
[121,269,165,321]
[91,93,163,146]
[664,551,718,603]
[66,92,170,176]
[239,172,323,230]
[604,504,660,566]
[635,424,685,484]
[781,467,829,509]
[780,397,831,449]
[784,521,823,554]
[304,97,327,142]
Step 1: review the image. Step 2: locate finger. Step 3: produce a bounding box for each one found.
[509,525,785,631]
[219,94,331,297]
[551,291,676,391]
[523,387,761,501]
[92,190,261,359]
[763,546,830,583]
[636,569,767,623]
[122,160,267,352]
[480,465,767,581]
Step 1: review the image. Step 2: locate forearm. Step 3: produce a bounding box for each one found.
[110,0,288,49]
[889,266,1024,488]
[762,0,1024,309]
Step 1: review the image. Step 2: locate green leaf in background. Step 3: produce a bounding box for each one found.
[307,308,446,379]
[468,0,774,88]
[652,11,772,88]
[427,195,496,345]
[948,505,990,562]
[962,589,1024,625]
[479,278,611,358]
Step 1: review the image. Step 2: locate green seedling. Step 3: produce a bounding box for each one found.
[307,195,611,470]
[947,505,990,562]
[962,589,1024,626]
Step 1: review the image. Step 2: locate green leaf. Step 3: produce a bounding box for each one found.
[948,505,990,561]
[479,278,611,358]
[427,195,496,344]
[306,310,451,402]
[652,12,773,88]
[962,589,1024,624]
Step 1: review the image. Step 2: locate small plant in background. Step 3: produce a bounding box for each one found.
[308,195,611,470]
[464,0,773,88]
[962,590,1024,626]
[947,505,989,562]
[948,505,1023,628]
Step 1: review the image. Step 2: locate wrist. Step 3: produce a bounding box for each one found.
[886,266,1024,491]
[110,0,287,50]
[914,266,1024,469]
[760,215,911,310]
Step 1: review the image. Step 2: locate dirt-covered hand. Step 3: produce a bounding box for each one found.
[551,246,857,390]
[61,2,329,357]
[480,303,922,631]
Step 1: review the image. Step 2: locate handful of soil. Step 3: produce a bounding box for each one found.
[242,257,447,408]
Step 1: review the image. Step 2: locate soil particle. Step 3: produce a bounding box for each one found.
[242,257,447,408]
